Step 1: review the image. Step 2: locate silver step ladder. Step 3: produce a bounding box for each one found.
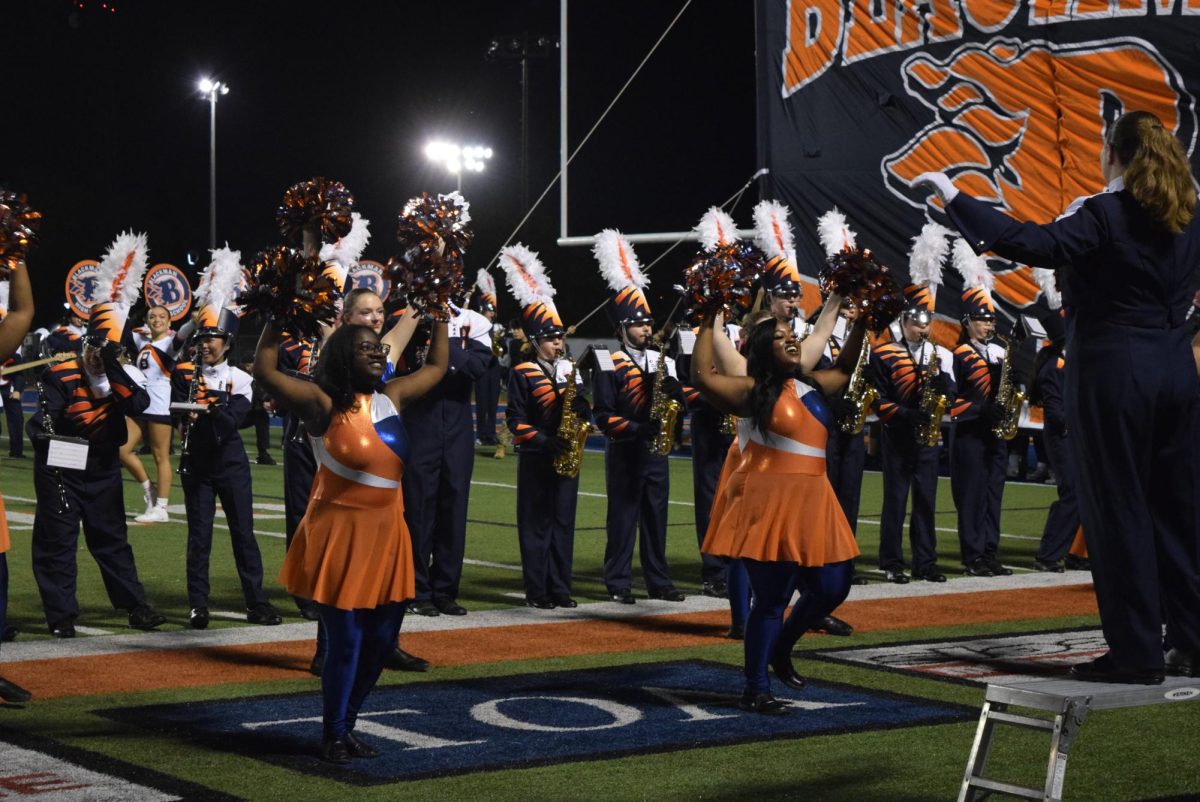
[958,675,1200,801]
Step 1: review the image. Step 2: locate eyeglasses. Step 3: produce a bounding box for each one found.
[355,342,391,356]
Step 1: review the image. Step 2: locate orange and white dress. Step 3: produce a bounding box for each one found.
[279,392,415,610]
[702,378,859,566]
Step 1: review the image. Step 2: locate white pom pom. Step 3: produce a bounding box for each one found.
[195,245,244,312]
[0,281,9,313]
[475,268,497,299]
[97,230,150,306]
[592,229,647,291]
[1032,267,1061,310]
[440,191,471,228]
[319,212,371,269]
[695,206,737,252]
[499,244,555,307]
[951,238,994,290]
[752,200,795,263]
[816,208,857,257]
[907,222,952,287]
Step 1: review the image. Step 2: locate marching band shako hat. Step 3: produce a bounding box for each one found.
[593,229,653,328]
[498,244,563,340]
[471,268,498,314]
[951,237,996,321]
[960,286,996,320]
[902,284,935,323]
[752,200,801,297]
[195,247,245,339]
[85,231,150,346]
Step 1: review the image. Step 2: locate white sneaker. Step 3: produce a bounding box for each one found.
[141,485,154,510]
[135,506,169,524]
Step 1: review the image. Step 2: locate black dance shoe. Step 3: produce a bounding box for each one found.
[738,691,790,715]
[1165,648,1199,678]
[986,557,1013,576]
[1032,559,1065,573]
[434,599,468,616]
[2,625,18,642]
[50,621,75,639]
[648,587,686,602]
[309,652,325,677]
[1070,655,1164,685]
[524,597,556,610]
[725,624,745,640]
[913,568,948,582]
[188,607,210,630]
[813,615,853,637]
[128,605,166,630]
[247,603,283,626]
[701,580,729,599]
[344,731,380,758]
[608,589,636,604]
[551,594,578,608]
[1064,555,1091,571]
[0,676,32,703]
[769,653,807,690]
[320,737,352,764]
[384,648,430,672]
[408,600,440,616]
[963,558,995,578]
[883,567,910,584]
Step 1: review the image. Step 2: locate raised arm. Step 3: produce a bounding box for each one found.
[800,292,843,372]
[385,319,448,411]
[711,313,747,377]
[381,306,419,364]
[0,260,34,361]
[806,315,866,398]
[253,321,331,427]
[691,317,753,416]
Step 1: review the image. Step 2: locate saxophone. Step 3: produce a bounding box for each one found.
[553,360,590,478]
[648,349,682,456]
[915,341,949,447]
[990,335,1026,441]
[839,341,877,435]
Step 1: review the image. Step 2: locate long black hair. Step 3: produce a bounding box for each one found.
[743,317,790,438]
[315,324,383,413]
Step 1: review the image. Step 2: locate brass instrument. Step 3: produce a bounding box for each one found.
[990,335,1026,441]
[839,341,877,435]
[915,341,949,447]
[720,413,738,436]
[553,360,590,478]
[648,349,682,457]
[491,326,505,358]
[0,352,74,377]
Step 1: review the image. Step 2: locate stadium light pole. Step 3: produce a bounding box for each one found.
[198,78,230,250]
[424,141,493,195]
[486,33,557,212]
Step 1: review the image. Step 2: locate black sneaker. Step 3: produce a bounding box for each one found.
[128,605,166,630]
[189,607,210,630]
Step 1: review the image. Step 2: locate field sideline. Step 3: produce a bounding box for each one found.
[1,433,1197,801]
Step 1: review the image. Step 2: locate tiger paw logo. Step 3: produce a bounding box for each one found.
[883,36,1195,308]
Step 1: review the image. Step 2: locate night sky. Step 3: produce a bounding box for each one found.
[6,0,756,333]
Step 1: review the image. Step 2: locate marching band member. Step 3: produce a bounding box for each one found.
[871,285,956,583]
[172,248,281,629]
[257,317,448,763]
[40,310,86,357]
[591,230,687,604]
[29,233,166,637]
[501,246,590,609]
[1030,337,1079,572]
[0,249,35,703]
[918,110,1200,682]
[120,305,193,523]
[947,252,1013,578]
[472,269,504,447]
[0,281,27,459]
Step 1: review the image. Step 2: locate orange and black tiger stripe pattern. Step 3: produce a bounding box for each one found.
[870,342,920,423]
[951,344,993,420]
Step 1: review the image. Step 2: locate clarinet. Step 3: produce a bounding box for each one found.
[36,375,71,513]
[177,342,206,477]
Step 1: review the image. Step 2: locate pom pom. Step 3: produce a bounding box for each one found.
[1032,267,1061,310]
[695,206,737,253]
[475,268,497,301]
[97,231,150,307]
[819,247,904,334]
[0,281,9,312]
[752,200,796,264]
[386,252,463,322]
[195,246,244,313]
[0,189,42,278]
[499,244,555,307]
[816,208,857,258]
[240,245,341,338]
[276,177,356,244]
[395,192,473,275]
[907,222,952,287]
[318,212,371,270]
[592,229,646,291]
[951,238,994,290]
[674,241,766,324]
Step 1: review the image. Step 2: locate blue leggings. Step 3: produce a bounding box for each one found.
[315,602,406,740]
[728,558,750,629]
[742,559,854,694]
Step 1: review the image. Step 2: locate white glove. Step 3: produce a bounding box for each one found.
[912,171,959,205]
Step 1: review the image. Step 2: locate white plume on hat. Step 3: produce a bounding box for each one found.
[592,229,647,291]
[695,206,737,253]
[97,231,150,306]
[319,212,371,270]
[0,281,9,315]
[816,208,857,258]
[1032,267,1061,310]
[196,246,244,312]
[752,200,796,264]
[475,267,497,299]
[908,222,952,287]
[499,244,555,307]
[951,238,994,290]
